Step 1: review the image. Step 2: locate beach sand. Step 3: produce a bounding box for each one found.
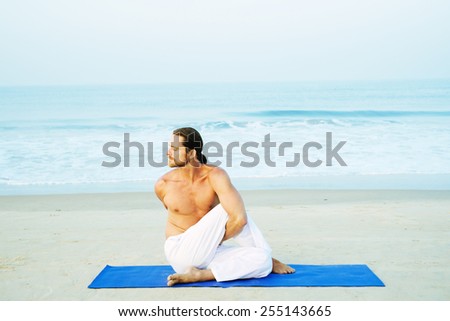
[0,189,449,301]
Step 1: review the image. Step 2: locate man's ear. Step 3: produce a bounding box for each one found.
[189,149,197,161]
[189,149,201,167]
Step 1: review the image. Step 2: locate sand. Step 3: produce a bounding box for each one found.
[0,189,449,301]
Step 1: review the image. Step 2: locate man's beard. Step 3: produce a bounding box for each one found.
[169,158,188,167]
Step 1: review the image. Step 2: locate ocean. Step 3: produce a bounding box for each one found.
[1,80,449,195]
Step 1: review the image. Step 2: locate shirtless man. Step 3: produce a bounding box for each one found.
[155,127,294,286]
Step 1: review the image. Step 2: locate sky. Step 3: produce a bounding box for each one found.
[1,0,449,86]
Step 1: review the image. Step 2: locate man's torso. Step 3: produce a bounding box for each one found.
[161,166,220,238]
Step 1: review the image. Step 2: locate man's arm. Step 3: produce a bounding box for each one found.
[154,178,167,209]
[209,167,247,241]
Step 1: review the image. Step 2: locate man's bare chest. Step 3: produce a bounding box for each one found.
[163,181,218,215]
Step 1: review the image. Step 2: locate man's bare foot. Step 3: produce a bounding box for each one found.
[167,267,215,286]
[272,258,295,274]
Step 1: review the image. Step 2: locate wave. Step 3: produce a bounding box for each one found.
[0,178,151,186]
[235,110,450,118]
[0,122,154,131]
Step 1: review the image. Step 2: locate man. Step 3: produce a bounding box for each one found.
[155,127,294,286]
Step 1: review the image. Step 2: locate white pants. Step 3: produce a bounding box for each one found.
[164,204,273,282]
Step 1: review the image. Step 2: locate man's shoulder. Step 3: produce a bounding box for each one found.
[157,169,178,181]
[205,165,231,186]
[205,165,228,177]
[154,169,177,193]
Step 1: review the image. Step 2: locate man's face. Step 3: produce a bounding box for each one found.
[167,134,189,167]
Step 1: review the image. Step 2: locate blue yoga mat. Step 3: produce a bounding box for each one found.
[88,264,384,288]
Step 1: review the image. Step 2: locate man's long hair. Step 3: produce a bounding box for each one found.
[173,127,208,164]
